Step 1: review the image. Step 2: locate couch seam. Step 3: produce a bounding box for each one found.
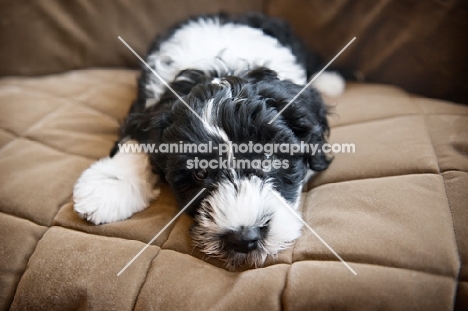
[19,81,133,121]
[0,97,63,138]
[51,194,74,226]
[292,191,308,264]
[1,77,129,122]
[330,112,468,130]
[290,259,457,279]
[309,171,457,190]
[0,127,18,139]
[0,102,113,160]
[279,190,308,310]
[131,249,162,311]
[0,210,49,227]
[0,207,51,228]
[8,226,51,309]
[331,113,420,129]
[0,128,19,154]
[21,98,72,137]
[275,258,458,311]
[21,135,98,161]
[292,256,457,278]
[0,137,91,227]
[160,213,185,250]
[0,72,139,95]
[440,172,463,306]
[0,69,137,88]
[0,102,89,159]
[280,265,292,311]
[23,96,117,135]
[52,94,123,123]
[420,110,461,308]
[12,217,459,279]
[0,135,96,163]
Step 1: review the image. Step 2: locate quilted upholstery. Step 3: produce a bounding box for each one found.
[1,69,467,310]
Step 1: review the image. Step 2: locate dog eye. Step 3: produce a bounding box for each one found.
[193,169,208,181]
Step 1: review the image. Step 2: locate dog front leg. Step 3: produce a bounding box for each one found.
[73,140,159,225]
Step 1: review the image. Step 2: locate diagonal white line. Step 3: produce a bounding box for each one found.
[117,188,206,276]
[118,36,207,125]
[268,37,356,124]
[271,191,357,275]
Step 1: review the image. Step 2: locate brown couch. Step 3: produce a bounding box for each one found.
[1,1,467,310]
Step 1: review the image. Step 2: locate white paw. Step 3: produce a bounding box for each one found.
[312,71,345,97]
[73,145,158,225]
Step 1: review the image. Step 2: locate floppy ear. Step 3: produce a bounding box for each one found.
[121,69,206,142]
[256,78,332,171]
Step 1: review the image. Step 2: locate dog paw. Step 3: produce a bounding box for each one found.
[312,71,345,97]
[73,149,158,225]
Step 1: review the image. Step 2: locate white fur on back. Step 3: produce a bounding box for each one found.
[73,142,158,225]
[146,17,307,106]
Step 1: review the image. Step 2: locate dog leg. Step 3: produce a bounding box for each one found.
[73,141,158,225]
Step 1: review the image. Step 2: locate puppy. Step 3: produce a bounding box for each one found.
[73,13,344,267]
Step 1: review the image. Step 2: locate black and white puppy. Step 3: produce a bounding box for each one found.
[73,13,344,267]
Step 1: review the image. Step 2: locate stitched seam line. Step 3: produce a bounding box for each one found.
[421,111,461,309]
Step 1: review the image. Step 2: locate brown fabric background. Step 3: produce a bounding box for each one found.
[266,0,468,104]
[1,1,468,310]
[0,0,262,76]
[1,0,467,103]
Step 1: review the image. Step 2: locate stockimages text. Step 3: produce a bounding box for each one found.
[119,141,355,172]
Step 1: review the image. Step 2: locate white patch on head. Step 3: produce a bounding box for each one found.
[201,99,229,141]
[73,141,159,225]
[202,98,216,128]
[145,17,307,107]
[201,96,234,163]
[192,175,303,267]
[311,71,345,97]
[211,77,221,85]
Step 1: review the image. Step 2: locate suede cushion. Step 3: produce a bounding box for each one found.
[0,69,467,310]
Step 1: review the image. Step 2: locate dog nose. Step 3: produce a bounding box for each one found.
[225,226,261,253]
